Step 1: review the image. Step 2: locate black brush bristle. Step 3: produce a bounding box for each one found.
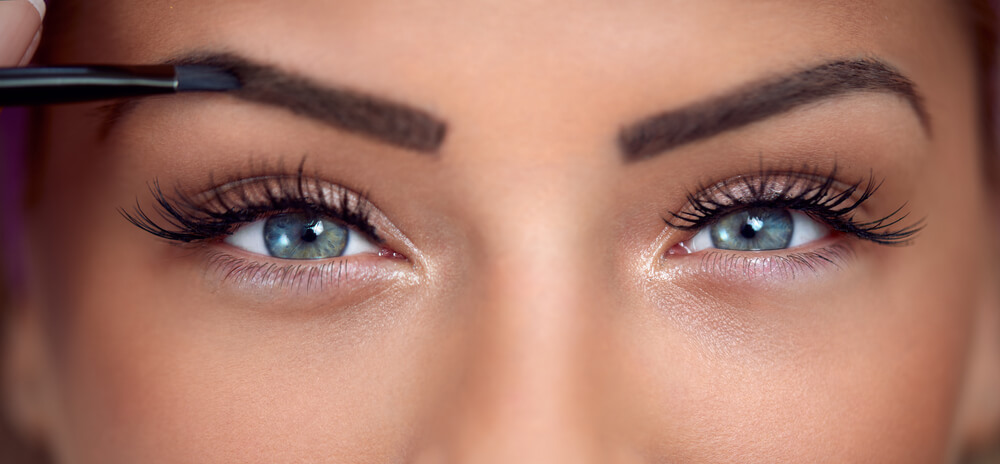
[175,65,241,92]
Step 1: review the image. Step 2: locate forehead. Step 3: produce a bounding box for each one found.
[41,0,965,160]
[48,1,959,88]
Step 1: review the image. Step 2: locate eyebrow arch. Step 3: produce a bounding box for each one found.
[619,58,929,161]
[103,52,448,153]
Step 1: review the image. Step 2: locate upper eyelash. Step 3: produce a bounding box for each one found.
[121,162,381,244]
[665,165,924,246]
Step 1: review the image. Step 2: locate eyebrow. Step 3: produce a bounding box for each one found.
[618,59,929,161]
[105,52,448,153]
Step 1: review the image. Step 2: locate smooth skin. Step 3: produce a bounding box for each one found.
[4,1,1000,462]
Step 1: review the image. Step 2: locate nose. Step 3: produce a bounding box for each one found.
[414,158,625,463]
[443,257,602,463]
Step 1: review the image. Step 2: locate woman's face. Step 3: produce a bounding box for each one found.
[8,0,999,462]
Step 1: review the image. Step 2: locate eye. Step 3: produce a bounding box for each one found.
[683,208,829,252]
[225,212,378,259]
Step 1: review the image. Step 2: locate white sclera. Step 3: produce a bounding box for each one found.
[684,210,829,253]
[787,211,829,247]
[224,218,379,258]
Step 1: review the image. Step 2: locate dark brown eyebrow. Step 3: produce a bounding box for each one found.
[105,52,447,153]
[619,59,929,161]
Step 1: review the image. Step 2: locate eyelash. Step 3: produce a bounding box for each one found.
[665,165,923,246]
[123,163,917,286]
[121,163,381,247]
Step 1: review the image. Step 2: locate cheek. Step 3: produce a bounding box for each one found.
[42,267,461,464]
[619,239,977,461]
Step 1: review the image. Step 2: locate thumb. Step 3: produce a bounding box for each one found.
[0,0,45,66]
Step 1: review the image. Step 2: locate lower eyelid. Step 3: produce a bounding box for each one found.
[666,242,857,283]
[202,249,409,293]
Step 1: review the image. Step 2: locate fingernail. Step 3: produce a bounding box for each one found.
[26,0,45,17]
[0,0,45,66]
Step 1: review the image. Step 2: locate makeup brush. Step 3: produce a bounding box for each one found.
[0,65,241,106]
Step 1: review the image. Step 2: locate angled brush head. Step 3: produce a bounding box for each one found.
[174,65,241,92]
[0,65,241,106]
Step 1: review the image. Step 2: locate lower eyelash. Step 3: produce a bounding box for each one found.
[207,251,349,291]
[204,250,397,292]
[693,242,856,281]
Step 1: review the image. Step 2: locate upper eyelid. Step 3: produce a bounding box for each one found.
[691,171,865,207]
[667,169,876,224]
[663,168,922,246]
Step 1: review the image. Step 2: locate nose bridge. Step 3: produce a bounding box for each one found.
[432,152,613,463]
[449,260,597,462]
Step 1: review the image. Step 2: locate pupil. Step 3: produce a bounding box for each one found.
[301,222,319,242]
[740,221,758,239]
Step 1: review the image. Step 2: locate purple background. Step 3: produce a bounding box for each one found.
[0,107,28,289]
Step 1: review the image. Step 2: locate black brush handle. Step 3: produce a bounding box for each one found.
[0,65,239,106]
[0,66,177,106]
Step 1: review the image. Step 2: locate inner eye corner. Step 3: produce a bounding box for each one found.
[661,224,701,257]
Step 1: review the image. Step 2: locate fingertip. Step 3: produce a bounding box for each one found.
[0,0,45,66]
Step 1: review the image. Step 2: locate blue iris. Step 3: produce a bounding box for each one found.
[710,208,793,251]
[263,213,348,259]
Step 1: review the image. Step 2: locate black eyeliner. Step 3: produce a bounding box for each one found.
[0,65,240,106]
